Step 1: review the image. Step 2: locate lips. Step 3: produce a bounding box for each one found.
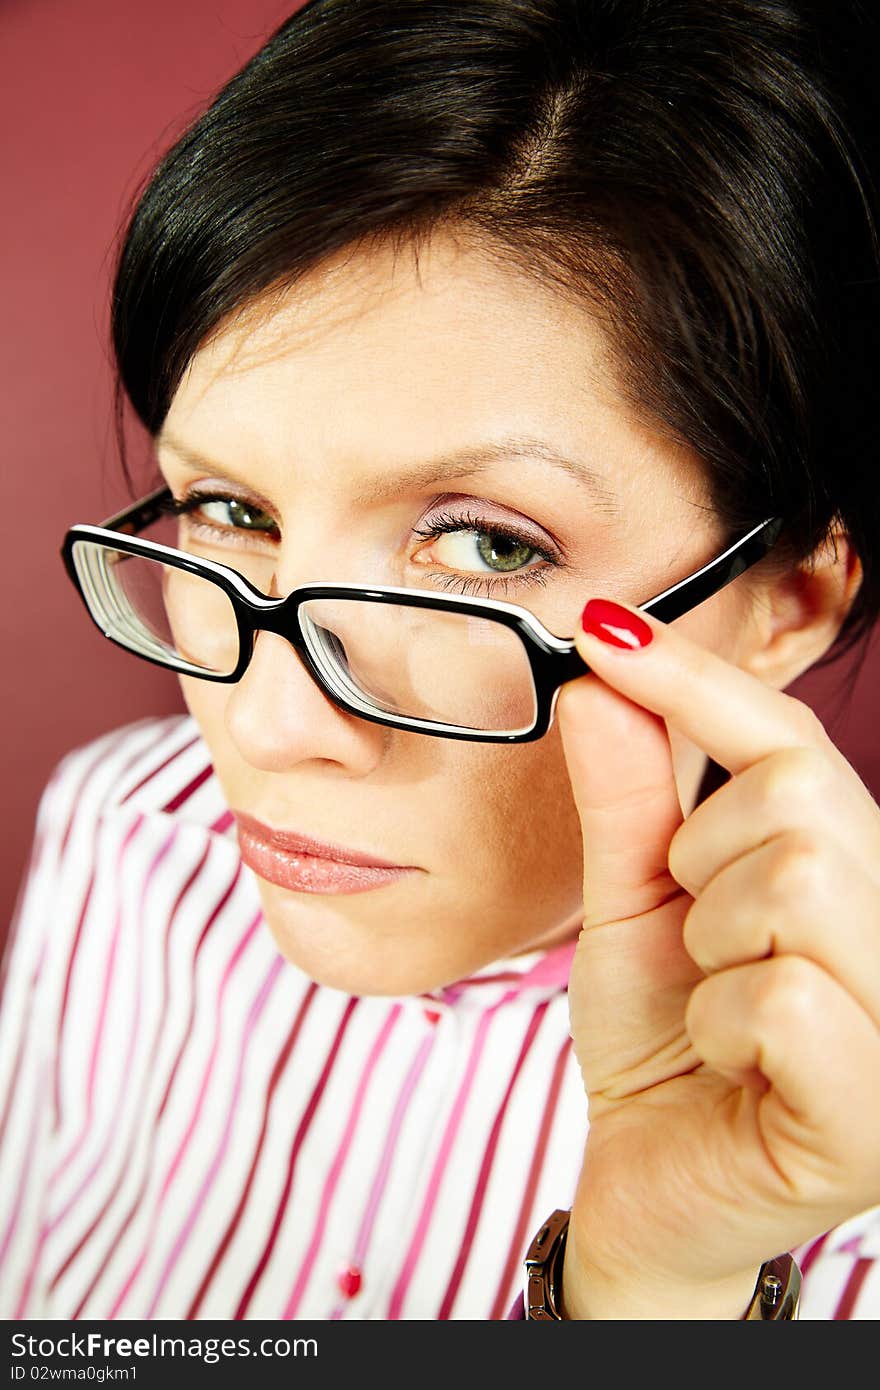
[231,810,417,895]
[232,811,406,867]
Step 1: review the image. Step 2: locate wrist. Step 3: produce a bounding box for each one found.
[560,1218,759,1319]
[524,1208,801,1320]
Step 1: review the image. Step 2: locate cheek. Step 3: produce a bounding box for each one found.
[178,675,230,755]
[462,728,584,889]
[179,671,584,910]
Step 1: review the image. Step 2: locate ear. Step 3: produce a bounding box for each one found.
[740,529,864,690]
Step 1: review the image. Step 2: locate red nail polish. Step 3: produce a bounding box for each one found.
[580,599,653,650]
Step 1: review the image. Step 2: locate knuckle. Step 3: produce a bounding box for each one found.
[756,744,830,817]
[781,694,828,745]
[681,900,724,976]
[751,954,821,1032]
[766,829,828,903]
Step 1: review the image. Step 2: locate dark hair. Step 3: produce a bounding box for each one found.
[111,0,880,671]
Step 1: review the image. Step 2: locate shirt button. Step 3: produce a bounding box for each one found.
[337,1264,363,1299]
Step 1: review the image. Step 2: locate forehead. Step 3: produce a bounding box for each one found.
[162,230,705,512]
[168,233,615,426]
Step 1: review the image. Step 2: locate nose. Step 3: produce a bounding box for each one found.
[224,628,388,775]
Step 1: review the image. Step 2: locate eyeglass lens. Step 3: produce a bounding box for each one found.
[70,536,540,734]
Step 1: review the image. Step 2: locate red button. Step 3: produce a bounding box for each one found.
[337,1264,363,1299]
[423,1008,442,1025]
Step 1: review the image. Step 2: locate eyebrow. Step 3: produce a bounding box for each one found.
[155,431,620,514]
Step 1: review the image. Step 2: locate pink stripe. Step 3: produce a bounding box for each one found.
[211,810,234,835]
[0,939,47,1155]
[51,725,172,1128]
[385,986,520,1319]
[52,873,95,1129]
[435,941,576,996]
[283,1005,402,1318]
[60,726,138,854]
[20,727,141,1130]
[47,814,146,1190]
[43,827,180,1235]
[0,807,53,1008]
[162,764,212,813]
[514,940,576,990]
[0,1059,49,1291]
[233,998,360,1319]
[107,907,262,1319]
[67,858,244,1319]
[183,982,319,1319]
[834,1255,873,1319]
[46,840,213,1298]
[117,729,200,804]
[427,972,523,990]
[327,1025,437,1319]
[489,1034,571,1319]
[437,1000,548,1318]
[348,1034,434,1270]
[15,814,178,1311]
[142,954,284,1317]
[797,1228,831,1275]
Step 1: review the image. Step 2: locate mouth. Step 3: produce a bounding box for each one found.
[231,810,419,895]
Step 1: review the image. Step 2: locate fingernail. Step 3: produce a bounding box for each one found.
[580,599,653,650]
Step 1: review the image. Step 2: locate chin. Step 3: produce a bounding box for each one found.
[252,880,505,998]
[264,926,456,997]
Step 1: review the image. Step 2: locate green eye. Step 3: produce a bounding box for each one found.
[199,497,277,532]
[171,492,280,540]
[475,531,536,572]
[412,507,556,593]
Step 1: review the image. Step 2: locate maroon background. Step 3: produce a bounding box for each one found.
[2,0,878,955]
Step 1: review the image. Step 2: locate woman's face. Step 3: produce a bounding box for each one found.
[157,232,759,996]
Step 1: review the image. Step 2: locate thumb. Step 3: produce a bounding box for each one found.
[555,612,698,1103]
[556,659,684,931]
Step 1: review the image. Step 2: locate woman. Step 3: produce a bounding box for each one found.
[1,0,879,1320]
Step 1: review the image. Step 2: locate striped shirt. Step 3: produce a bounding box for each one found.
[1,715,878,1320]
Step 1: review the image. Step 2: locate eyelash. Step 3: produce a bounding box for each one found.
[167,492,279,543]
[168,491,560,597]
[410,508,557,595]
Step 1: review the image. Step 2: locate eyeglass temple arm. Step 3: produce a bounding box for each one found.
[553,515,784,681]
[639,515,784,624]
[99,485,173,534]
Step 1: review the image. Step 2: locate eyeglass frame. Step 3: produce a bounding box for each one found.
[61,485,785,744]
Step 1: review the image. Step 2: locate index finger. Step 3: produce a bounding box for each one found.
[565,596,836,778]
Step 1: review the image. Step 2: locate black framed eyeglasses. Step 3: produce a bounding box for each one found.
[61,486,784,744]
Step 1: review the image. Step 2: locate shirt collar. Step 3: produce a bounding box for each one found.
[422,937,577,1006]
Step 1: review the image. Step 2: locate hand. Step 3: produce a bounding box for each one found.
[555,597,880,1319]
